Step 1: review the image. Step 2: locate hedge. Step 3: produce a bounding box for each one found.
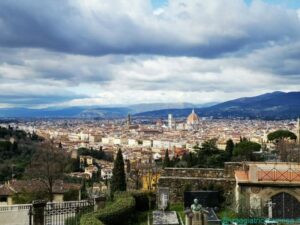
[80,192,135,225]
[130,191,156,211]
[80,214,104,225]
[80,192,156,225]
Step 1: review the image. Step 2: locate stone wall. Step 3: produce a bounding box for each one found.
[158,162,243,202]
[161,168,225,179]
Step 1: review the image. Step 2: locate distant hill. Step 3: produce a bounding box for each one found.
[0,107,131,119]
[135,92,300,120]
[0,102,216,118]
[1,92,300,119]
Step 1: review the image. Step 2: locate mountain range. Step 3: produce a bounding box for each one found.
[0,102,215,119]
[135,91,300,120]
[0,91,299,119]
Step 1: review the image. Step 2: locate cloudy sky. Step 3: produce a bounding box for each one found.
[0,0,300,108]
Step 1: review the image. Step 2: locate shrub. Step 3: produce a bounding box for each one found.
[64,189,79,201]
[81,191,155,225]
[97,193,135,225]
[80,214,104,225]
[130,191,156,211]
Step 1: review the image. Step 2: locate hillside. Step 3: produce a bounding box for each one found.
[135,92,300,120]
[0,103,214,118]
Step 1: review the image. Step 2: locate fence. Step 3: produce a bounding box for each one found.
[0,199,96,225]
[0,204,32,225]
[44,200,95,225]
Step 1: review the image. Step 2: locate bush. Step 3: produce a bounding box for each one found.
[130,191,156,211]
[64,189,80,201]
[80,192,155,225]
[97,193,135,225]
[80,214,104,225]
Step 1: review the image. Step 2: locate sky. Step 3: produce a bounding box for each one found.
[0,0,300,108]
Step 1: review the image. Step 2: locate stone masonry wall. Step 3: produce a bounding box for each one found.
[158,162,243,202]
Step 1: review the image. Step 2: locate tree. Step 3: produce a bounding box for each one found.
[26,142,69,201]
[268,130,297,161]
[267,130,297,142]
[233,141,261,161]
[163,149,171,168]
[225,139,234,160]
[126,159,131,174]
[195,139,226,168]
[182,152,194,167]
[111,149,126,193]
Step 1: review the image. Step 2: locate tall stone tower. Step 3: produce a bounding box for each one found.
[297,118,300,145]
[127,114,131,126]
[168,114,173,129]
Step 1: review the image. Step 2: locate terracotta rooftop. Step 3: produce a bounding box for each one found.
[0,180,81,196]
[235,170,249,182]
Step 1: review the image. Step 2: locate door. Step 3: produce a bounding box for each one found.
[271,192,300,218]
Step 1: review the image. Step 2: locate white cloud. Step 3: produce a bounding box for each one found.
[0,0,300,107]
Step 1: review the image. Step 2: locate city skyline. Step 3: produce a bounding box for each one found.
[0,0,300,108]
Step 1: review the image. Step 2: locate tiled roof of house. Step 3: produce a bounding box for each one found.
[0,180,81,196]
[0,185,14,196]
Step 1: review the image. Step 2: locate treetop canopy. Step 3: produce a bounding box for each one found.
[267,130,297,142]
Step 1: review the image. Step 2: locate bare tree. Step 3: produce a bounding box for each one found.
[26,142,69,201]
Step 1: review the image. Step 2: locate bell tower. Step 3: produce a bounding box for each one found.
[297,118,300,145]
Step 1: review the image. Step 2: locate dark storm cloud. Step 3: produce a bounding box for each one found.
[0,0,299,58]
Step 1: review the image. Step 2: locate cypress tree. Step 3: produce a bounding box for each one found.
[163,149,171,168]
[225,139,234,160]
[111,149,126,193]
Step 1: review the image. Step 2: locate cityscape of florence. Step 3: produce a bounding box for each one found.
[1,0,300,225]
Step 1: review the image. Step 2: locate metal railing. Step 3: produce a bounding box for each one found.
[0,204,32,212]
[44,199,95,225]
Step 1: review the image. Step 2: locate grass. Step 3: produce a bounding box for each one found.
[169,203,185,224]
[217,207,237,219]
[131,211,149,225]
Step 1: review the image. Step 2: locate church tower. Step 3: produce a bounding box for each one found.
[297,118,300,145]
[127,114,131,127]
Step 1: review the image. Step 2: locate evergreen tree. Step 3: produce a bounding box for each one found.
[225,139,234,160]
[126,159,131,174]
[188,152,194,167]
[163,149,171,168]
[111,149,126,193]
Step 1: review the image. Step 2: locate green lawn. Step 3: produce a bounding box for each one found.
[169,203,185,224]
[217,207,237,219]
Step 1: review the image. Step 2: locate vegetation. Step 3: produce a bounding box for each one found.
[225,139,234,159]
[25,142,71,201]
[174,137,263,168]
[0,127,40,181]
[169,203,185,222]
[267,130,297,142]
[233,139,261,161]
[12,190,48,204]
[111,149,126,193]
[195,139,228,168]
[80,191,155,225]
[130,191,156,211]
[64,189,80,201]
[80,192,135,225]
[78,147,113,162]
[163,149,171,168]
[267,130,299,162]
